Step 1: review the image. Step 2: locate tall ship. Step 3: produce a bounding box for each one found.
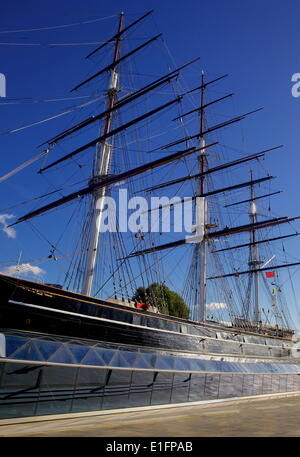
[1,11,300,420]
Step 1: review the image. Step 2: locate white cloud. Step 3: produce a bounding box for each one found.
[0,214,16,239]
[1,263,45,278]
[206,302,227,310]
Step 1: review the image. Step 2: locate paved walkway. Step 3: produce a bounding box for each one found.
[1,393,300,437]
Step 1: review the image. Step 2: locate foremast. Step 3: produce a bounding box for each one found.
[81,13,124,296]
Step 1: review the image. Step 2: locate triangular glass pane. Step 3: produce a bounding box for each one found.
[155,357,172,371]
[188,358,203,371]
[132,354,152,369]
[68,344,90,363]
[6,336,28,357]
[190,358,207,371]
[117,352,134,367]
[174,357,191,371]
[138,352,155,368]
[80,348,104,366]
[120,351,138,366]
[100,349,116,365]
[108,351,122,367]
[35,341,61,361]
[8,341,30,360]
[26,342,45,362]
[48,345,77,364]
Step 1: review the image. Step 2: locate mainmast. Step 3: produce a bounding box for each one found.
[81,13,124,296]
[197,71,207,322]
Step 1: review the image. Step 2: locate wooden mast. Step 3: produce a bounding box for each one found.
[81,12,124,296]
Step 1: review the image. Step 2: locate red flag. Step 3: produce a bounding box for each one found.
[266,271,276,278]
[136,302,149,311]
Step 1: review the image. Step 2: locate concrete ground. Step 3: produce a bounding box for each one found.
[1,392,300,437]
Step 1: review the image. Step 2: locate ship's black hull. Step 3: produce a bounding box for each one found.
[0,273,294,357]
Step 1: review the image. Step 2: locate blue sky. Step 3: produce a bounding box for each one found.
[1,0,300,328]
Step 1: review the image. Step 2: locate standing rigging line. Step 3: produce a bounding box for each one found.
[0,14,118,34]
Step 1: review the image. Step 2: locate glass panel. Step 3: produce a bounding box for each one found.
[36,341,62,361]
[5,336,28,358]
[189,359,204,371]
[156,355,174,371]
[232,374,243,397]
[242,374,254,397]
[102,369,132,409]
[279,375,288,393]
[188,373,205,402]
[0,362,41,390]
[151,372,173,405]
[170,373,190,403]
[174,357,191,372]
[292,374,298,392]
[72,367,107,413]
[271,374,280,393]
[203,374,220,400]
[68,344,90,364]
[294,375,300,392]
[134,354,155,370]
[0,362,40,419]
[0,396,37,419]
[35,365,77,416]
[128,371,153,407]
[100,349,116,366]
[262,374,272,394]
[286,374,294,392]
[252,375,263,395]
[218,374,234,399]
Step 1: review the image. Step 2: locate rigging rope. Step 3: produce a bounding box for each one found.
[0,94,105,136]
[0,15,118,34]
[0,94,96,105]
[0,150,49,184]
[0,41,110,47]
